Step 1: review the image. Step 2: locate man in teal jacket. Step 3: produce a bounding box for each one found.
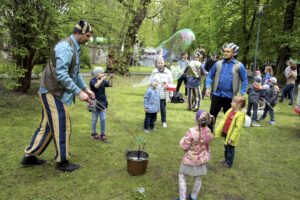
[21,20,95,172]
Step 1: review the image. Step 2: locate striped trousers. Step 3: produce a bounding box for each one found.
[24,93,71,163]
[187,86,201,110]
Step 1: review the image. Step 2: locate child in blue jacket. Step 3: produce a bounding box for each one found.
[144,78,160,133]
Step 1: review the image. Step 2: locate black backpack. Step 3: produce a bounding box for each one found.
[171,92,185,103]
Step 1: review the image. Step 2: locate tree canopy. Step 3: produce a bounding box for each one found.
[0,0,299,92]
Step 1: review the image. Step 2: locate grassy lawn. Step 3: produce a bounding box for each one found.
[0,75,299,200]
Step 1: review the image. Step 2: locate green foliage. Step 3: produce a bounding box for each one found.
[32,65,44,76]
[1,0,69,63]
[68,0,128,46]
[80,46,92,69]
[0,61,25,90]
[0,0,71,91]
[0,0,299,89]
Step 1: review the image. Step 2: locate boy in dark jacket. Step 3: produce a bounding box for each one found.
[246,76,262,127]
[259,77,279,125]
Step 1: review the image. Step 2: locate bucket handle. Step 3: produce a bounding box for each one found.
[138,143,145,152]
[137,143,145,159]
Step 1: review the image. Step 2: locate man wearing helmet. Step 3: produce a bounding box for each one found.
[205,43,248,119]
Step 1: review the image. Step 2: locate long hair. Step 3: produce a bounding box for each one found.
[196,111,211,134]
[265,66,273,75]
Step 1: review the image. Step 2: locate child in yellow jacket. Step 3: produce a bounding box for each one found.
[215,96,246,168]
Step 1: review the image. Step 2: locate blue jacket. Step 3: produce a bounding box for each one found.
[206,59,248,98]
[144,87,160,113]
[39,34,87,105]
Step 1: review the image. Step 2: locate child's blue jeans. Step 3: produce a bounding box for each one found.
[261,104,274,121]
[246,102,259,121]
[224,144,235,167]
[281,83,295,104]
[91,108,106,135]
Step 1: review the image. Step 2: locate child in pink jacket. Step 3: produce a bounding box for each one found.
[174,110,214,200]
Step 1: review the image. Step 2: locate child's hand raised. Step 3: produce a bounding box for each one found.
[98,74,107,80]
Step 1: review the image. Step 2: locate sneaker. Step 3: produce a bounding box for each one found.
[99,134,108,142]
[144,129,150,134]
[162,122,167,128]
[258,117,265,121]
[187,194,197,200]
[221,162,232,168]
[288,103,293,106]
[150,128,157,132]
[251,121,261,127]
[21,155,46,167]
[269,120,275,125]
[90,134,100,141]
[56,161,80,172]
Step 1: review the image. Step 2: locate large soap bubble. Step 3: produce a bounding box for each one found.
[138,29,195,67]
[133,29,195,87]
[157,29,195,62]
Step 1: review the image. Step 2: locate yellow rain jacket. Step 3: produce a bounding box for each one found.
[215,108,245,146]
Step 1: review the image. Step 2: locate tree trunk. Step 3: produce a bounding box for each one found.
[117,0,152,75]
[16,55,34,93]
[276,0,297,83]
[17,66,33,93]
[242,0,258,68]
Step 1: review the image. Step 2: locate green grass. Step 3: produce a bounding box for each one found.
[0,76,299,200]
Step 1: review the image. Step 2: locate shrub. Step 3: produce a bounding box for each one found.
[0,61,25,90]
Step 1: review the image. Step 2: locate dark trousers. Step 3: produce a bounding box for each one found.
[176,75,187,95]
[144,112,157,130]
[160,99,166,123]
[281,83,295,104]
[247,102,258,121]
[261,104,275,121]
[224,144,235,166]
[210,95,232,119]
[201,77,207,99]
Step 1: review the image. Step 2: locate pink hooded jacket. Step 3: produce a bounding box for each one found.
[180,126,213,166]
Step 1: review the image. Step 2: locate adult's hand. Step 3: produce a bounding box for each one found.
[77,91,89,102]
[84,88,95,99]
[205,88,211,97]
